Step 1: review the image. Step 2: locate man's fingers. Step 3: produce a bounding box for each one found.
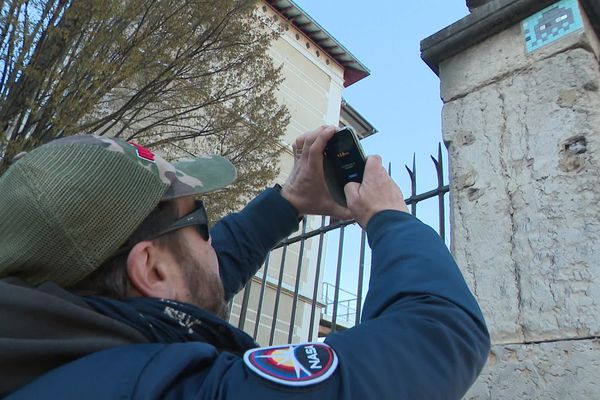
[310,126,335,154]
[306,125,336,166]
[344,182,360,207]
[364,155,383,173]
[304,125,334,147]
[319,125,338,141]
[301,133,317,158]
[332,204,352,221]
[295,125,330,159]
[287,125,352,218]
[292,142,302,159]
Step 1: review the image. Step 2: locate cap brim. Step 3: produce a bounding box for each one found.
[161,155,237,200]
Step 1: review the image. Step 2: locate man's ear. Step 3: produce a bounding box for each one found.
[126,241,176,300]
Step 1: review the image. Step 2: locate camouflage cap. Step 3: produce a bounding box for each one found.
[0,134,236,287]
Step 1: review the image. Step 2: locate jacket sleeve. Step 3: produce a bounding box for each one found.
[198,210,490,399]
[210,188,300,301]
[322,211,490,399]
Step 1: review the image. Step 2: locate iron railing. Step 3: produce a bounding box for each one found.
[232,145,449,344]
[322,282,358,324]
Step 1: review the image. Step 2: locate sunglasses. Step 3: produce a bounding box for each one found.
[110,200,209,259]
[154,200,210,241]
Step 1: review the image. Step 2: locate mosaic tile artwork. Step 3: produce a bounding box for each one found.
[522,0,584,53]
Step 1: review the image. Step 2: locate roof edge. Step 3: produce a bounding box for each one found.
[340,99,377,139]
[264,0,370,87]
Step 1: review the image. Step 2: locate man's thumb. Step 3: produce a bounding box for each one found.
[344,182,360,207]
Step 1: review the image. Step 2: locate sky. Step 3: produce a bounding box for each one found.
[289,0,471,308]
[292,0,469,210]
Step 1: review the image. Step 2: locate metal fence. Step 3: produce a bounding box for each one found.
[232,145,449,344]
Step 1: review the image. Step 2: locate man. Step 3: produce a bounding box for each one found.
[0,126,490,399]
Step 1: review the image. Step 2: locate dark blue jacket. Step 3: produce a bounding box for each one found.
[7,189,490,399]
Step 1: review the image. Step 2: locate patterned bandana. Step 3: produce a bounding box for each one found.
[84,296,257,356]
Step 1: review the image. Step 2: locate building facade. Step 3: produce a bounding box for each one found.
[228,0,375,345]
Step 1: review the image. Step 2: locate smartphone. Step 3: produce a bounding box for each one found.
[324,126,367,207]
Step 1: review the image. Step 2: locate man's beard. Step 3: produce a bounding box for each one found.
[177,250,228,319]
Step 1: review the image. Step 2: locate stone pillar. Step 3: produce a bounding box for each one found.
[422,0,600,398]
[466,0,494,12]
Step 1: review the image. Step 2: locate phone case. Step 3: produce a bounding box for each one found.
[324,127,366,208]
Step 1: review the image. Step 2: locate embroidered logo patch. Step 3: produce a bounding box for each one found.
[129,142,155,162]
[244,342,338,387]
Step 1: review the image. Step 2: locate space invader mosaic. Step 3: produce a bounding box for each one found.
[522,0,584,53]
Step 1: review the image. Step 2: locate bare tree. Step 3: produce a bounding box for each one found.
[0,0,289,213]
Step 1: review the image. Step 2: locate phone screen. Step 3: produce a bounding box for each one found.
[326,128,366,185]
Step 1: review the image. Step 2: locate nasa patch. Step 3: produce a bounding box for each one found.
[244,342,338,387]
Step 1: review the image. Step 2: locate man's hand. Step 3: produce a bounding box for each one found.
[344,155,409,229]
[281,125,352,220]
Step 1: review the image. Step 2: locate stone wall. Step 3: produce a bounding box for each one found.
[425,1,600,398]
